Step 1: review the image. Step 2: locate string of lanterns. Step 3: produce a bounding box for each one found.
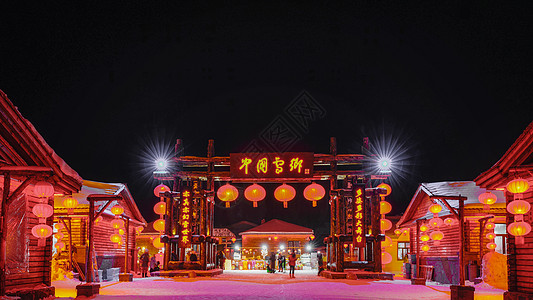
[109,204,125,248]
[377,183,393,265]
[152,184,170,249]
[31,181,54,247]
[419,202,457,252]
[506,179,531,245]
[217,182,326,208]
[486,218,497,250]
[54,223,65,252]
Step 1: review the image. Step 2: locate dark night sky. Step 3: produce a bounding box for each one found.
[1,2,532,240]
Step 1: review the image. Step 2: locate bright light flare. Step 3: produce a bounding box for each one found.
[155,158,168,171]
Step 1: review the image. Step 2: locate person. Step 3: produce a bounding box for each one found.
[217,251,226,269]
[288,251,297,278]
[149,255,157,272]
[317,251,324,275]
[278,254,285,272]
[140,250,150,277]
[189,251,198,262]
[269,252,276,273]
[153,261,161,272]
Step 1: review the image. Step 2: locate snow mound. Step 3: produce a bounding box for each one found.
[482,251,508,290]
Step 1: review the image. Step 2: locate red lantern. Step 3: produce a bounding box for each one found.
[381,251,393,264]
[303,183,326,207]
[136,225,144,234]
[63,197,78,214]
[55,241,65,251]
[111,219,125,229]
[486,242,497,250]
[506,179,529,194]
[380,201,392,215]
[380,219,392,231]
[153,236,164,249]
[54,232,64,240]
[111,205,124,216]
[429,203,442,218]
[32,224,52,246]
[32,203,53,223]
[430,230,444,246]
[444,218,455,226]
[478,192,497,210]
[377,183,392,196]
[485,222,495,230]
[274,184,296,208]
[421,244,430,252]
[110,234,122,244]
[54,223,64,230]
[381,236,393,249]
[154,184,170,197]
[507,221,532,244]
[118,229,125,235]
[420,234,430,242]
[33,181,54,198]
[420,224,429,232]
[507,200,531,221]
[95,216,103,225]
[217,183,239,207]
[394,229,402,235]
[153,219,165,232]
[154,201,166,215]
[486,232,496,240]
[244,184,266,207]
[429,217,443,228]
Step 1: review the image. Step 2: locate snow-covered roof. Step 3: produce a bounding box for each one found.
[213,228,236,238]
[240,219,313,235]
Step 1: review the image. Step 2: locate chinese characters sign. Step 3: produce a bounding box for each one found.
[230,153,314,178]
[353,184,366,248]
[178,186,192,248]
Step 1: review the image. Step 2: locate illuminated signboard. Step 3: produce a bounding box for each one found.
[230,152,314,178]
[353,184,366,248]
[178,186,192,248]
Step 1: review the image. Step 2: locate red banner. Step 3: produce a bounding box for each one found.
[353,184,366,248]
[178,186,192,248]
[230,152,314,178]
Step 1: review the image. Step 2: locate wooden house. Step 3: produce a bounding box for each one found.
[474,121,533,299]
[396,181,506,284]
[53,180,146,280]
[0,90,83,298]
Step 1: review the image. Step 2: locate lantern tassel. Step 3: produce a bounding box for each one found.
[313,201,317,207]
[38,238,45,247]
[225,202,230,208]
[283,202,288,208]
[253,202,257,208]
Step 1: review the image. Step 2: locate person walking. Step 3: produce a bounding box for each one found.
[288,251,297,278]
[140,250,150,277]
[317,251,324,276]
[278,254,285,272]
[149,255,157,273]
[269,252,276,273]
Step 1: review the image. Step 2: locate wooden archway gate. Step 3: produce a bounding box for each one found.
[154,138,388,273]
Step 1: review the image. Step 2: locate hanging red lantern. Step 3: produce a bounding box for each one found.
[217,183,239,208]
[110,219,125,229]
[32,224,52,246]
[485,222,495,230]
[486,232,496,240]
[444,218,455,226]
[507,200,531,218]
[244,184,266,207]
[421,244,430,252]
[429,203,442,217]
[154,184,171,197]
[486,242,497,250]
[94,215,103,225]
[153,219,165,232]
[33,181,54,198]
[381,236,393,249]
[54,232,64,240]
[136,225,144,235]
[303,183,326,207]
[118,229,125,235]
[506,179,530,194]
[54,223,64,230]
[154,201,166,215]
[478,192,497,211]
[380,219,392,231]
[507,221,532,244]
[377,183,392,196]
[54,241,65,251]
[380,201,392,215]
[63,197,78,214]
[153,236,164,249]
[32,203,53,223]
[420,234,430,242]
[420,224,429,232]
[402,228,409,235]
[394,229,402,235]
[429,217,443,228]
[110,234,122,244]
[381,251,393,264]
[430,230,444,246]
[274,184,296,208]
[111,205,124,216]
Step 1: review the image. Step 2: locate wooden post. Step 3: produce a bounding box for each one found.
[87,198,95,283]
[125,218,130,272]
[1,172,10,296]
[163,192,172,270]
[68,219,73,271]
[371,192,382,272]
[459,198,465,286]
[416,219,421,279]
[330,137,338,271]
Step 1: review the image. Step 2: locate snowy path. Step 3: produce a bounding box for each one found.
[54,270,504,300]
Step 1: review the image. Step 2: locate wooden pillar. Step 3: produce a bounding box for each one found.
[124,218,130,272]
[0,172,10,296]
[416,219,421,279]
[459,199,465,286]
[68,219,73,271]
[371,192,382,272]
[163,192,172,270]
[87,199,95,283]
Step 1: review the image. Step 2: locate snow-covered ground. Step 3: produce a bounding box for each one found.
[53,270,505,300]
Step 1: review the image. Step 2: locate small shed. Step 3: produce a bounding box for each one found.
[397,181,506,284]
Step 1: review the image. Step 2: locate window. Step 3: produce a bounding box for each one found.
[494,224,507,255]
[397,242,410,260]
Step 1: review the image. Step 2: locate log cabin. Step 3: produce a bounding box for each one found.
[53,180,147,281]
[0,90,83,298]
[474,121,533,299]
[396,181,506,285]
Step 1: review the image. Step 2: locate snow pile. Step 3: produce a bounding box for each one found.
[482,251,508,290]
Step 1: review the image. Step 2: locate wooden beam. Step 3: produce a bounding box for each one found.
[437,198,459,219]
[0,172,10,296]
[6,176,34,206]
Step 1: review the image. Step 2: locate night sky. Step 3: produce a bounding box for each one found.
[1,2,532,240]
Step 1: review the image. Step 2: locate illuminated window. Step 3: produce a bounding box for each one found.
[397,242,410,260]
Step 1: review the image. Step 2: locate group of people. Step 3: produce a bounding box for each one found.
[266,251,297,278]
[139,250,161,277]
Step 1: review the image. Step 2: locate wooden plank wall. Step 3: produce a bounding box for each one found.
[6,194,52,291]
[507,189,533,293]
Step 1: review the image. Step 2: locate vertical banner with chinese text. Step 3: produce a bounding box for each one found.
[353,184,366,248]
[178,186,193,248]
